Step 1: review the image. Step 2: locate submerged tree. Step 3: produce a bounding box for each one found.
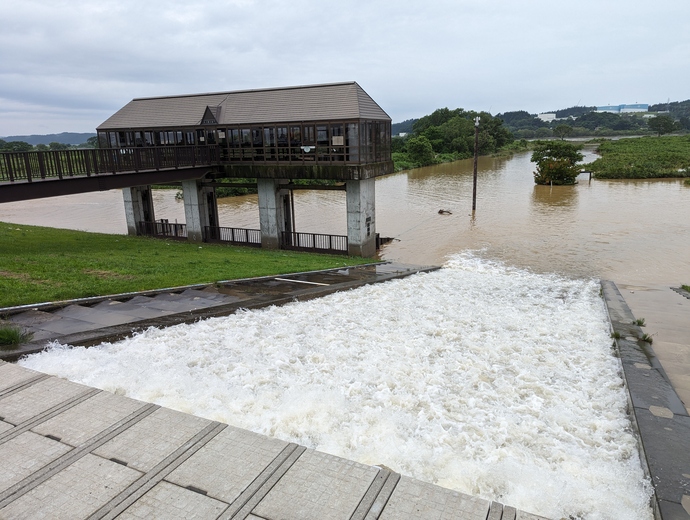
[553,124,573,140]
[531,141,584,185]
[405,135,436,166]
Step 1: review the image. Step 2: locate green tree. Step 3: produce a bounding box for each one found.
[86,136,99,148]
[531,141,584,185]
[48,142,70,150]
[648,115,677,136]
[406,135,435,166]
[1,141,32,152]
[553,124,573,140]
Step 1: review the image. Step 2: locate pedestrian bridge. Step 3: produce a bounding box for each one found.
[0,82,394,257]
[0,146,219,203]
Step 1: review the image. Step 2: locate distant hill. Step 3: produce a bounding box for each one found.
[392,119,418,135]
[648,99,690,119]
[0,132,97,146]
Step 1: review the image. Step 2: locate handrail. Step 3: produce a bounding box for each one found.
[137,220,188,239]
[281,231,348,255]
[205,226,262,247]
[0,146,219,183]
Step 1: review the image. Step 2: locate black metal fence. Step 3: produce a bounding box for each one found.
[137,220,188,240]
[0,146,219,183]
[138,221,348,255]
[281,231,348,255]
[205,226,262,247]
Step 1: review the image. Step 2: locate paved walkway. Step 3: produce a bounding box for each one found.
[617,283,690,414]
[0,362,546,519]
[602,282,690,519]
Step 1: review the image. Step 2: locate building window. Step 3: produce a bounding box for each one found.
[303,125,315,144]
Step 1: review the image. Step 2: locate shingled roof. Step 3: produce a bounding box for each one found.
[98,82,390,130]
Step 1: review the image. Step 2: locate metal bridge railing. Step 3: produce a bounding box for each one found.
[205,226,262,247]
[280,231,348,255]
[137,220,188,240]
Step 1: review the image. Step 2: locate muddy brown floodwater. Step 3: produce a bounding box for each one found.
[1,148,688,286]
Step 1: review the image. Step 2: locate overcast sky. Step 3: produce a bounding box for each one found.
[1,0,688,136]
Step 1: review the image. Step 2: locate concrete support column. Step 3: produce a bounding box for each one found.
[346,178,376,257]
[257,179,294,249]
[181,179,217,242]
[122,186,155,235]
[258,178,292,249]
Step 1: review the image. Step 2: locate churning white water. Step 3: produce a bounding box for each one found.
[20,253,653,520]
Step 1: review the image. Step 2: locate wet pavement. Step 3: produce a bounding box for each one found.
[602,281,690,519]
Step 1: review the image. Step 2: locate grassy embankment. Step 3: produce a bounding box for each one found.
[0,223,373,308]
[588,136,690,179]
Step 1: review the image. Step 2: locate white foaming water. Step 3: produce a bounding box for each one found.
[20,253,653,520]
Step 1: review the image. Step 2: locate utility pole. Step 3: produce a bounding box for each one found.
[472,116,480,212]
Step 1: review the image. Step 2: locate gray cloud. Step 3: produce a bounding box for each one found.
[1,0,688,135]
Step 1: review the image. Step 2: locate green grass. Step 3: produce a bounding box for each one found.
[0,325,34,349]
[589,136,690,179]
[682,284,690,292]
[0,222,374,308]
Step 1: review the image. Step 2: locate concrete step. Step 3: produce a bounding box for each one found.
[91,299,170,320]
[53,305,143,327]
[6,309,56,328]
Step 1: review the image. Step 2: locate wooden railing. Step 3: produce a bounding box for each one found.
[205,226,262,247]
[0,146,220,183]
[281,231,348,255]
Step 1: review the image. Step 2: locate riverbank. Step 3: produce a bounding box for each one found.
[0,222,372,308]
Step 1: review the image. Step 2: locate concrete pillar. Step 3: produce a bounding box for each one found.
[122,186,155,235]
[257,179,292,249]
[346,178,376,257]
[181,179,217,242]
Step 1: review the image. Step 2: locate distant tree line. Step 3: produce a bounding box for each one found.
[392,108,514,169]
[391,119,417,135]
[496,107,689,139]
[648,99,690,119]
[0,137,99,152]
